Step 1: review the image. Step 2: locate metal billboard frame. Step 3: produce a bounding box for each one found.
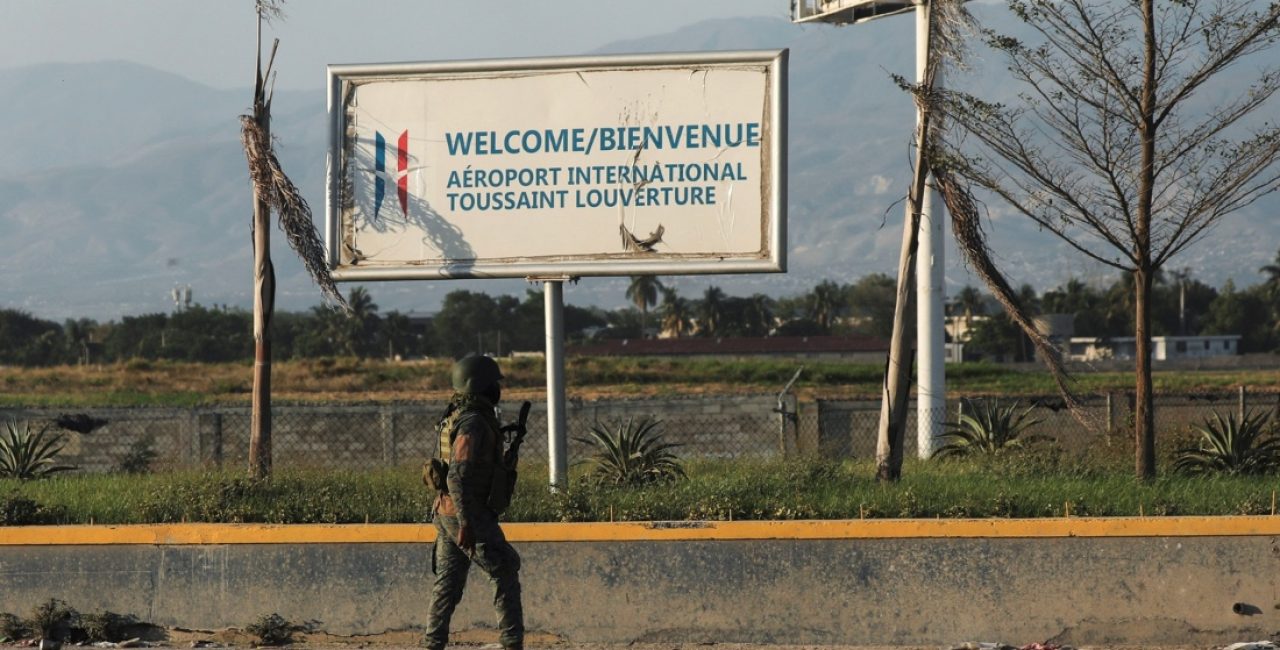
[325,50,787,282]
[792,0,916,25]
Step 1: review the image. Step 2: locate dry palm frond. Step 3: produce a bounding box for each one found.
[935,167,1074,398]
[911,0,1091,427]
[241,115,348,310]
[255,0,285,22]
[929,0,976,73]
[620,223,665,253]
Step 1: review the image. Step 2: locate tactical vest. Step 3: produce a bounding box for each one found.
[431,396,512,514]
[436,399,501,461]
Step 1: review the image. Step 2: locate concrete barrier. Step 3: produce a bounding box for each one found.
[2,518,1278,646]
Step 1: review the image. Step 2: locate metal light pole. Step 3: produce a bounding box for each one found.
[793,0,948,460]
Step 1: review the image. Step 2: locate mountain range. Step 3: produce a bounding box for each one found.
[2,9,1276,321]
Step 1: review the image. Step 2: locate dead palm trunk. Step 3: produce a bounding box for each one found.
[875,4,937,482]
[249,22,276,479]
[241,2,348,478]
[875,111,931,481]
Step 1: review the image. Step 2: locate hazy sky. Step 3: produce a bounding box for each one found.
[1,1,789,90]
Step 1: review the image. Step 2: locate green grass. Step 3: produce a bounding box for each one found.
[1,358,1276,407]
[4,457,1278,525]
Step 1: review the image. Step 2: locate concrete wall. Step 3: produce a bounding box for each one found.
[1,519,1278,646]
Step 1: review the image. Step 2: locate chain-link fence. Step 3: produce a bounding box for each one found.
[3,390,1277,473]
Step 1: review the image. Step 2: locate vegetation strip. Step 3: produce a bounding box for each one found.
[2,517,1279,545]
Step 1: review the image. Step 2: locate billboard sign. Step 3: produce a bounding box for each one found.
[326,50,786,280]
[791,0,915,25]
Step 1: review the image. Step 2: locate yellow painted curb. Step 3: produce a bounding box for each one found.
[1,516,1279,545]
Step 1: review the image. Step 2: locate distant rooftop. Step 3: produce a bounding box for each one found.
[569,334,890,357]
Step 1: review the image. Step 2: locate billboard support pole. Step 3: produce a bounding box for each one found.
[544,280,569,491]
[916,0,946,459]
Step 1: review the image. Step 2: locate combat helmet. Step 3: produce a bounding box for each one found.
[451,354,504,395]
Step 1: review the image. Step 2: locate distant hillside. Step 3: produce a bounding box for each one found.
[1,9,1277,321]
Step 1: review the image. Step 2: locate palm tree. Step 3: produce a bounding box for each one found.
[1262,248,1280,333]
[745,293,775,336]
[659,287,692,338]
[1262,249,1280,288]
[625,276,664,338]
[809,280,844,332]
[342,286,380,356]
[698,286,726,337]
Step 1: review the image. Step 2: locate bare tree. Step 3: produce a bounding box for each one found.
[933,0,1280,478]
[241,0,347,478]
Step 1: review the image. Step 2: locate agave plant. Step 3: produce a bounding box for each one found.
[932,399,1045,459]
[574,416,685,486]
[1173,410,1280,476]
[0,419,77,480]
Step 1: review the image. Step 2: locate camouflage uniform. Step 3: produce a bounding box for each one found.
[424,393,523,650]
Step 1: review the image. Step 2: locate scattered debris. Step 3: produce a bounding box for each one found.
[1224,642,1279,650]
[947,643,1074,650]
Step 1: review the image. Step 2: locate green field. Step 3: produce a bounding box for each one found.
[1,357,1277,407]
[2,357,1277,524]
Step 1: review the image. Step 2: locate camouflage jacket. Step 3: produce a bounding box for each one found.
[439,393,502,525]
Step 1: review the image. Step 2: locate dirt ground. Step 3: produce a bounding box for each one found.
[0,627,1231,650]
[149,627,1231,650]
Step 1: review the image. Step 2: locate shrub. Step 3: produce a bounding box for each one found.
[0,492,44,525]
[116,436,159,474]
[77,610,139,643]
[0,420,77,479]
[1173,410,1280,475]
[246,613,294,646]
[0,612,30,642]
[933,399,1045,459]
[29,599,76,641]
[575,416,685,486]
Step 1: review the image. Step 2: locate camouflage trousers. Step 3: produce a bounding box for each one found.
[424,510,523,650]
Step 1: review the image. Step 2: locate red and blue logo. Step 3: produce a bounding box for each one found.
[373,129,409,218]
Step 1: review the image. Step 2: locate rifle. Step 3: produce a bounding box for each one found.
[501,400,533,470]
[483,401,533,513]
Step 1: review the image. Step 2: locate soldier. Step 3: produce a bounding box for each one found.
[424,355,523,650]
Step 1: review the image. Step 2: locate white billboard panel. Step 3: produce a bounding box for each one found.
[326,51,786,280]
[792,0,915,24]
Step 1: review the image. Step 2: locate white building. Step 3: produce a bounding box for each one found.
[1067,335,1241,362]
